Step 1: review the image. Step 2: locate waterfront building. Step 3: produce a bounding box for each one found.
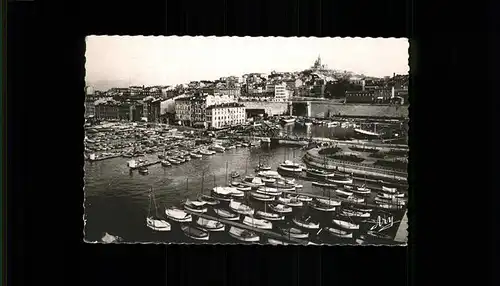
[85,95,96,117]
[174,97,192,126]
[174,93,236,126]
[95,99,120,120]
[205,102,246,129]
[345,90,376,103]
[266,82,288,102]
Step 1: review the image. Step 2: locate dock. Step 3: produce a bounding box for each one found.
[183,210,310,245]
[129,160,161,170]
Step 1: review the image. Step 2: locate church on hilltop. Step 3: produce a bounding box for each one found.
[311,55,328,71]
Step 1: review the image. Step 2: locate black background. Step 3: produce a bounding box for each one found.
[5,0,495,286]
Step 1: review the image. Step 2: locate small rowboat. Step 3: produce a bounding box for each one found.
[282,227,309,239]
[324,227,353,238]
[213,208,240,220]
[181,225,209,241]
[229,226,260,242]
[332,219,359,230]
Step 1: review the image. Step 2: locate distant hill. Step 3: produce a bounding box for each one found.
[85,79,131,92]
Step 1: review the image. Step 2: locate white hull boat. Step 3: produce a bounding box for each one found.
[327,178,353,184]
[255,211,285,221]
[310,202,336,212]
[282,227,309,239]
[278,197,303,207]
[296,195,313,202]
[228,226,260,242]
[184,200,208,213]
[351,187,372,196]
[250,192,275,202]
[256,187,282,196]
[236,186,252,192]
[382,186,398,193]
[312,182,338,189]
[198,195,220,206]
[165,208,192,222]
[341,209,371,218]
[147,217,171,232]
[315,198,342,207]
[268,239,288,245]
[242,216,273,230]
[268,203,292,214]
[196,217,225,232]
[324,227,353,238]
[213,208,240,220]
[181,225,210,241]
[332,219,360,230]
[292,217,320,229]
[229,200,254,215]
[335,189,353,196]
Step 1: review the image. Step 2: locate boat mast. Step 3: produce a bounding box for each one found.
[151,187,160,218]
[201,170,205,194]
[225,161,228,185]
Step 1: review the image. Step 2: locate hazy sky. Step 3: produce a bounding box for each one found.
[85,36,409,90]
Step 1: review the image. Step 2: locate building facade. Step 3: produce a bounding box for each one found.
[95,100,120,120]
[174,97,192,125]
[345,91,376,103]
[205,103,246,129]
[85,96,96,117]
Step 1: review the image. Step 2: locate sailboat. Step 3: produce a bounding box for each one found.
[146,188,171,232]
[255,202,285,221]
[242,216,273,230]
[196,217,225,232]
[292,216,320,229]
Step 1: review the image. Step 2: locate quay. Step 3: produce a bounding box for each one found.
[129,160,161,170]
[183,210,310,245]
[277,189,406,211]
[293,172,408,192]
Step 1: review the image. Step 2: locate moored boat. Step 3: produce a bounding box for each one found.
[296,195,313,202]
[341,208,371,218]
[198,194,220,206]
[190,152,202,158]
[381,186,398,193]
[312,182,338,189]
[281,227,309,239]
[277,160,303,175]
[315,198,342,207]
[167,158,181,165]
[332,219,360,230]
[161,160,171,167]
[180,225,209,241]
[183,199,208,213]
[138,167,149,175]
[277,196,303,207]
[256,187,282,196]
[213,208,240,220]
[292,216,320,229]
[306,168,336,179]
[228,226,260,242]
[268,203,292,214]
[335,189,353,197]
[309,201,336,212]
[231,171,240,178]
[324,227,353,238]
[242,216,273,230]
[196,217,225,232]
[146,188,171,232]
[326,177,353,184]
[351,186,372,196]
[165,208,192,222]
[255,210,285,221]
[229,200,254,215]
[250,192,275,202]
[268,238,289,245]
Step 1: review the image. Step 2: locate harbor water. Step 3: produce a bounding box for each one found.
[84,145,406,245]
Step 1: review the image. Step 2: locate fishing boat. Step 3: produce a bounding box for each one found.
[228,226,260,242]
[231,171,240,178]
[350,206,373,213]
[277,160,303,175]
[268,238,289,245]
[306,168,336,180]
[198,194,220,206]
[341,208,371,218]
[146,188,171,232]
[241,176,265,189]
[277,196,304,207]
[175,156,186,163]
[381,186,398,193]
[315,198,342,207]
[250,192,275,202]
[309,201,336,212]
[241,142,250,147]
[242,216,273,230]
[180,225,209,241]
[282,227,309,239]
[255,211,285,221]
[260,177,276,184]
[255,164,272,171]
[289,195,310,203]
[374,197,406,206]
[351,186,372,196]
[167,157,181,165]
[196,217,225,232]
[324,227,353,238]
[213,208,240,220]
[326,176,353,184]
[229,200,254,215]
[211,187,245,200]
[366,230,392,240]
[292,217,320,229]
[377,192,405,199]
[236,186,252,192]
[335,189,353,197]
[199,149,215,156]
[257,170,282,179]
[210,145,225,153]
[190,152,202,158]
[332,219,360,230]
[183,155,191,161]
[161,160,171,167]
[377,203,404,210]
[183,199,208,213]
[231,181,242,187]
[256,187,282,196]
[312,182,338,189]
[138,166,149,175]
[268,203,292,214]
[158,154,165,160]
[165,207,192,222]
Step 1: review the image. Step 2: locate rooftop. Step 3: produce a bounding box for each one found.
[206,102,245,109]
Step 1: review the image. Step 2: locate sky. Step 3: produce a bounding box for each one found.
[85,36,409,91]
